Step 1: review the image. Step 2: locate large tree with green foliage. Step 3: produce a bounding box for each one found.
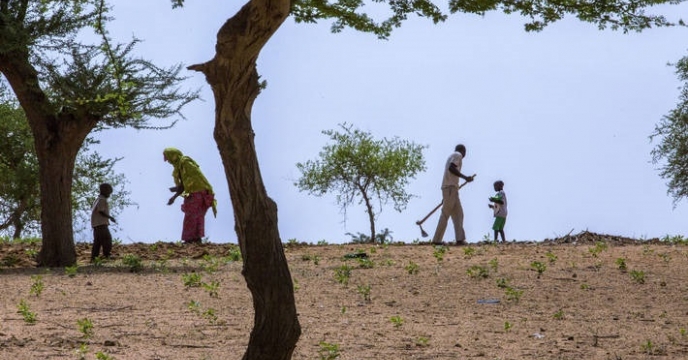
[652,52,688,204]
[0,96,39,239]
[0,104,132,239]
[0,1,197,266]
[172,0,681,358]
[296,123,426,242]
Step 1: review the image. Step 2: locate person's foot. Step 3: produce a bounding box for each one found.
[455,240,467,246]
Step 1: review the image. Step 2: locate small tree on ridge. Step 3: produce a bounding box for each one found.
[652,53,688,205]
[296,123,426,242]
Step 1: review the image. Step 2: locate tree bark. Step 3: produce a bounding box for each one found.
[362,189,376,243]
[1,51,93,266]
[33,125,88,266]
[188,1,301,359]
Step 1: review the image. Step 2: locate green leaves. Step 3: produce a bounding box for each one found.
[296,123,426,241]
[652,53,688,205]
[291,0,676,39]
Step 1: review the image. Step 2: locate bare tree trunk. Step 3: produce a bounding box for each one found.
[188,1,300,358]
[33,113,94,266]
[357,183,376,242]
[35,140,79,266]
[363,194,376,243]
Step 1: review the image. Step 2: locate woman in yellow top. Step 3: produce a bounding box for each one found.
[163,148,217,244]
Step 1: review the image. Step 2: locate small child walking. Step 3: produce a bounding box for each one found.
[91,183,117,261]
[488,180,507,243]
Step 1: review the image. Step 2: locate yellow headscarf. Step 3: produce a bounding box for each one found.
[163,147,217,217]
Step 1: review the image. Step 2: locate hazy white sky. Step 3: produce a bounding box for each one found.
[87,1,688,244]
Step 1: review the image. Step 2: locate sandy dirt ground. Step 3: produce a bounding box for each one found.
[2,231,688,360]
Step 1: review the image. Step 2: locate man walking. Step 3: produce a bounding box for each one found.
[432,144,475,245]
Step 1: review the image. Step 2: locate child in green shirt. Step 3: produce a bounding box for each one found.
[488,180,507,243]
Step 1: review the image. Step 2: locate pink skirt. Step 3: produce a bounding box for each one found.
[180,190,214,241]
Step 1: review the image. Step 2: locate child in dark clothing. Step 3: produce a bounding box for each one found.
[488,180,507,243]
[91,183,116,261]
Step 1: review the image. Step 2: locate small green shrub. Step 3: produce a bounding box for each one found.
[334,265,352,286]
[405,261,419,275]
[553,309,564,320]
[356,257,374,269]
[466,265,489,279]
[488,258,499,272]
[530,261,547,278]
[545,251,558,264]
[77,318,94,338]
[226,246,242,262]
[202,280,221,298]
[661,234,687,244]
[91,256,105,267]
[201,255,222,273]
[433,245,447,262]
[415,336,430,347]
[121,254,142,272]
[24,248,38,259]
[589,241,608,258]
[75,344,89,359]
[496,277,509,288]
[630,270,646,284]
[390,315,404,328]
[301,254,321,265]
[29,275,44,297]
[95,352,114,360]
[187,300,201,314]
[17,299,37,324]
[1,254,19,267]
[357,284,371,302]
[615,258,627,272]
[65,265,78,277]
[182,272,203,288]
[202,308,218,324]
[318,341,340,360]
[504,287,524,303]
